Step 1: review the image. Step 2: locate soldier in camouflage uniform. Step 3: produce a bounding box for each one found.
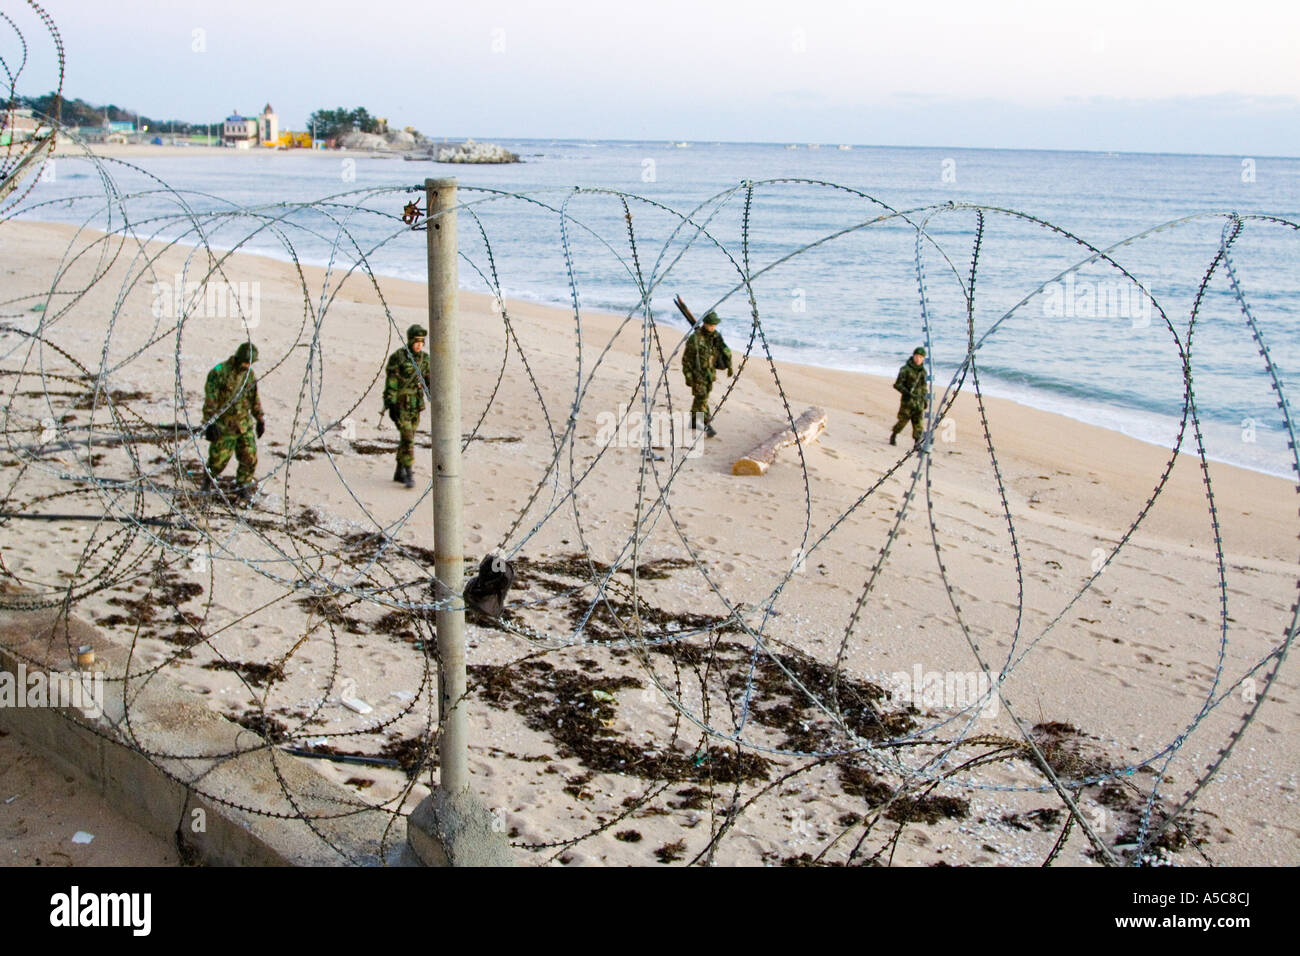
[681,311,732,438]
[383,324,431,489]
[202,341,265,499]
[889,346,928,447]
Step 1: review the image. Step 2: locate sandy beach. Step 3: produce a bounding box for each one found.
[1,218,1296,867]
[0,728,179,866]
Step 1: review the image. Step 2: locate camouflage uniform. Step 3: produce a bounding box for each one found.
[681,313,732,432]
[890,348,928,444]
[383,325,431,485]
[203,342,264,490]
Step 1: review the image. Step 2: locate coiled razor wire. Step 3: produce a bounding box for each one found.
[1,13,1296,867]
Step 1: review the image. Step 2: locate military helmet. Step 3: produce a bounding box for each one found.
[233,342,258,365]
[407,324,428,342]
[913,346,926,357]
[701,311,720,326]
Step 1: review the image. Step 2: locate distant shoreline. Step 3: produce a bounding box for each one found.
[53,142,521,164]
[54,143,416,160]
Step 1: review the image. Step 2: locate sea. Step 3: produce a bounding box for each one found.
[13,139,1300,478]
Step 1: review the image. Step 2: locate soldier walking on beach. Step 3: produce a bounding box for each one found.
[383,324,431,488]
[678,304,732,438]
[889,346,928,447]
[202,341,265,501]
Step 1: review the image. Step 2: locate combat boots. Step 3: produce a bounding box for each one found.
[403,466,415,489]
[691,412,717,437]
[393,463,404,483]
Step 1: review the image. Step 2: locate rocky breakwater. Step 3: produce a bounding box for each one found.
[409,138,521,164]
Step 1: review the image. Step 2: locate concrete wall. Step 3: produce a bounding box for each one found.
[0,601,415,866]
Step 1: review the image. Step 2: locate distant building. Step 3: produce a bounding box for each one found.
[222,112,258,148]
[223,104,280,148]
[258,104,278,145]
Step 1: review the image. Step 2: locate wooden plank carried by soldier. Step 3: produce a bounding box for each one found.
[731,406,827,476]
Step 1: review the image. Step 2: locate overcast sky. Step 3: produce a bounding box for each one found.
[16,0,1300,155]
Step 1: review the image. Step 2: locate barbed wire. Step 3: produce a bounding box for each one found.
[1,10,1297,868]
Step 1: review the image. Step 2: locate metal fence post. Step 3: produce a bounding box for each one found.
[406,178,511,866]
[426,177,466,794]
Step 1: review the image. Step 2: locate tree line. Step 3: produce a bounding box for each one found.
[15,92,223,134]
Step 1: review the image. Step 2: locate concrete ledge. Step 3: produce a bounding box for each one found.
[0,601,414,866]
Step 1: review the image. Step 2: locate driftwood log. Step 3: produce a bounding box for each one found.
[731,406,827,476]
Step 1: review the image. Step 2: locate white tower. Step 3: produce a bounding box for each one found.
[259,104,279,145]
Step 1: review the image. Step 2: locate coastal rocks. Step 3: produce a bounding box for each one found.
[337,130,519,163]
[338,131,390,151]
[415,139,521,164]
[338,129,420,151]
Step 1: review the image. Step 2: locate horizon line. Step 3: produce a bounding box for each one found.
[476,136,1300,163]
